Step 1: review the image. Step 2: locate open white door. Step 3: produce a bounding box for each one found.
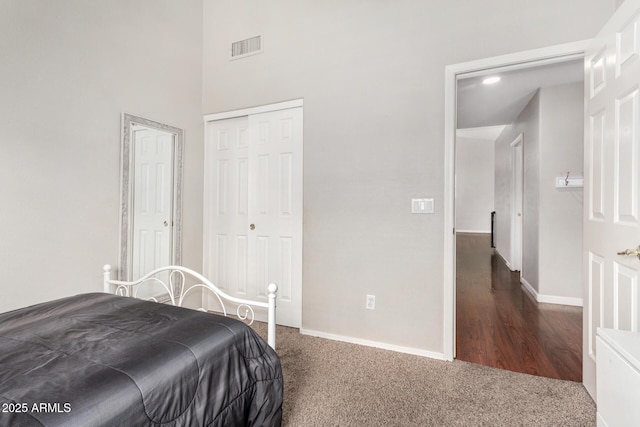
[583,0,640,399]
[510,134,524,272]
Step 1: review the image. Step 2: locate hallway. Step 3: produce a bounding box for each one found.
[455,233,582,382]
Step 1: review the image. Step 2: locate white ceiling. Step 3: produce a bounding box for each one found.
[456,58,584,131]
[456,125,506,141]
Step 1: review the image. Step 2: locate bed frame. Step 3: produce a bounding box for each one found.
[102,264,277,349]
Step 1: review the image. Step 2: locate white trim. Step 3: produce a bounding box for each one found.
[444,62,456,361]
[203,99,303,122]
[520,277,583,307]
[449,40,591,79]
[495,248,514,271]
[300,328,447,360]
[520,276,537,300]
[455,229,491,234]
[443,39,591,361]
[538,295,583,307]
[493,247,513,271]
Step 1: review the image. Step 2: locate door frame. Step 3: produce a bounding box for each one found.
[510,133,524,272]
[443,40,590,361]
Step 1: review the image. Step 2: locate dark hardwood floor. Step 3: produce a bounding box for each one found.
[456,233,582,382]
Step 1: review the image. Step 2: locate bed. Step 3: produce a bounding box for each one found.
[0,265,282,426]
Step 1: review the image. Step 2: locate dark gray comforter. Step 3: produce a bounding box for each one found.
[0,293,283,426]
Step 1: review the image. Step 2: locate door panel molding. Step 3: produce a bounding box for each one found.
[588,251,605,362]
[589,109,607,221]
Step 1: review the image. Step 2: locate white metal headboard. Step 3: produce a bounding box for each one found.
[102,264,277,349]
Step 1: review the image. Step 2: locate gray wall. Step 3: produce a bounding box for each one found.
[494,83,583,301]
[0,0,204,312]
[455,137,495,233]
[0,0,614,355]
[538,83,583,300]
[495,91,541,286]
[203,0,613,353]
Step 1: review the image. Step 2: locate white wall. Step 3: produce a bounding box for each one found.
[0,0,204,312]
[455,137,495,233]
[538,83,583,302]
[202,0,613,354]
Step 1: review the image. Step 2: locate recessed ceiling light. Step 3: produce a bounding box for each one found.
[483,76,501,85]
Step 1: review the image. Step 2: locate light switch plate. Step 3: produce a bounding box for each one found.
[411,198,434,214]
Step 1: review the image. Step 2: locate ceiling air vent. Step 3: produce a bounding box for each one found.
[231,35,262,60]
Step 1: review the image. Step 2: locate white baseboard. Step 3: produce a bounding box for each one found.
[520,277,537,299]
[538,294,583,306]
[456,229,491,234]
[299,328,448,361]
[494,248,514,271]
[520,277,583,307]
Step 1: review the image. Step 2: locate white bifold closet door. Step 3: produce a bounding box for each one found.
[204,107,302,328]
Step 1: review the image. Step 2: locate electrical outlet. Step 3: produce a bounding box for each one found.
[366,294,375,310]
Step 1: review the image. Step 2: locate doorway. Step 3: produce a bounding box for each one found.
[444,41,588,376]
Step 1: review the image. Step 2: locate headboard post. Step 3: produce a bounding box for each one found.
[267,283,278,350]
[103,264,112,293]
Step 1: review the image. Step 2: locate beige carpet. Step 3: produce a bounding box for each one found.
[253,324,595,426]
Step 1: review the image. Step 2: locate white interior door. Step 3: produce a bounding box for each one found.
[132,127,174,297]
[204,106,303,328]
[511,134,524,272]
[583,0,640,399]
